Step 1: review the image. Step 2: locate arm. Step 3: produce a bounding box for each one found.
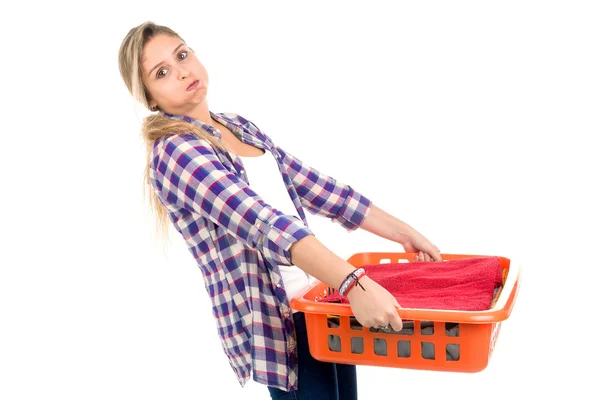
[153,133,403,330]
[152,133,364,286]
[289,234,404,331]
[290,235,357,289]
[273,143,441,262]
[238,115,371,231]
[274,144,372,231]
[152,133,312,267]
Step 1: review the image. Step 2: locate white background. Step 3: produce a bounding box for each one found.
[1,1,598,399]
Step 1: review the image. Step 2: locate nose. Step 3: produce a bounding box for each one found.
[177,66,190,80]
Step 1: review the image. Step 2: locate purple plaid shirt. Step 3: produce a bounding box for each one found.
[149,111,372,391]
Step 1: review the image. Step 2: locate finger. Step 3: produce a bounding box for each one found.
[389,312,403,332]
[371,320,385,329]
[434,247,443,261]
[428,247,442,262]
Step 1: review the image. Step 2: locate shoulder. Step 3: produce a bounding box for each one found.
[152,132,215,160]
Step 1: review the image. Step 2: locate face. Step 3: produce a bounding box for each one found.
[141,34,209,115]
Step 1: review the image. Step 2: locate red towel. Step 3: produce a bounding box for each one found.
[319,257,503,311]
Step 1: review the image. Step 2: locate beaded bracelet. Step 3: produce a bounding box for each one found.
[338,268,367,297]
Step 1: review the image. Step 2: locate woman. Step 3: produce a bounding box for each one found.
[118,21,441,400]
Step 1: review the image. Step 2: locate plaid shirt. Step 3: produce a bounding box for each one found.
[149,111,372,391]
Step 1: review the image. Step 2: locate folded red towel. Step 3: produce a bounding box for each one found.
[319,257,503,311]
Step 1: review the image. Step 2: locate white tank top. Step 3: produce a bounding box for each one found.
[239,150,313,309]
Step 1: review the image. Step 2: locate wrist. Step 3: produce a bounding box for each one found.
[339,268,367,298]
[392,222,415,246]
[346,275,371,301]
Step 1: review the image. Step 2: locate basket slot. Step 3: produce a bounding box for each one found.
[349,316,363,330]
[420,321,435,335]
[397,340,411,358]
[368,325,414,335]
[328,334,342,352]
[421,342,435,360]
[445,322,460,337]
[351,337,364,354]
[327,315,341,329]
[446,344,460,361]
[374,338,388,356]
[377,258,410,263]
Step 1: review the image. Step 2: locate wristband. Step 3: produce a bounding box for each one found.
[338,268,367,297]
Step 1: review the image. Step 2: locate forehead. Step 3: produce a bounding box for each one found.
[142,34,184,66]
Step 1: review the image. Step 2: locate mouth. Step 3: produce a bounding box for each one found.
[187,80,200,91]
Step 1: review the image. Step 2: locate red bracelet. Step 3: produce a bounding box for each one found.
[338,268,367,297]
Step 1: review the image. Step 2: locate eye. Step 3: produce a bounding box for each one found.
[157,68,167,79]
[155,50,188,79]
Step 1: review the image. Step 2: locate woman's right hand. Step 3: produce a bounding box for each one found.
[346,276,403,331]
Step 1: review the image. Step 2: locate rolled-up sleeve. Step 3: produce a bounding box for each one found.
[152,133,313,266]
[274,145,372,232]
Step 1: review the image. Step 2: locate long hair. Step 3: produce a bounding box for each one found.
[118,21,225,249]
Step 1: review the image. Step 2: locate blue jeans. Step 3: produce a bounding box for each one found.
[267,312,358,400]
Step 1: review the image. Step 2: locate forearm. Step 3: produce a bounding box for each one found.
[289,231,404,332]
[359,204,414,244]
[289,235,357,289]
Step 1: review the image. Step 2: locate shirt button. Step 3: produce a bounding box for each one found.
[240,170,245,174]
[276,282,281,288]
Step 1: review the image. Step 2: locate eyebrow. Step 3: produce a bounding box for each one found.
[147,43,186,78]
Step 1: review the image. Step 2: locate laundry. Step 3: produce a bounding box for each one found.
[319,257,503,311]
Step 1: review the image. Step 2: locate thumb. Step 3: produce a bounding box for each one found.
[391,299,403,331]
[390,311,403,332]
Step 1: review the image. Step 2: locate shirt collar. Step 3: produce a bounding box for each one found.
[160,110,234,142]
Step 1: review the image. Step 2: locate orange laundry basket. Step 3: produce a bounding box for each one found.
[289,252,521,373]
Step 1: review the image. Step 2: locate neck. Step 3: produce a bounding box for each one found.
[170,102,216,129]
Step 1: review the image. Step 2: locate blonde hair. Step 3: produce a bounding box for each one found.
[118,21,225,249]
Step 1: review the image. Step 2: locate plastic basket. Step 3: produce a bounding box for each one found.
[289,252,521,372]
